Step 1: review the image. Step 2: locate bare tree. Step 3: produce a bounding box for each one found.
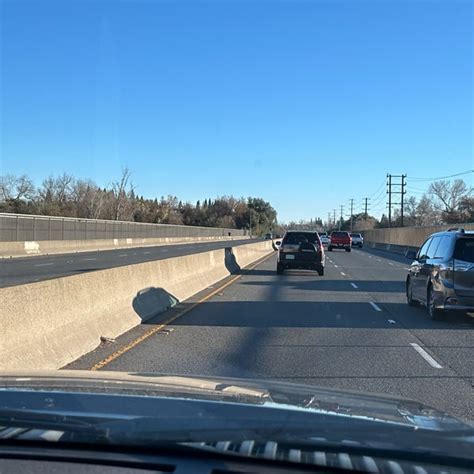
[429,179,469,223]
[111,167,136,221]
[0,174,36,202]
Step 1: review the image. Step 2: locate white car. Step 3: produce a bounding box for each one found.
[318,232,330,246]
[350,233,364,248]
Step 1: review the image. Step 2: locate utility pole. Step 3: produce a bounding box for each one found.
[387,173,406,228]
[363,197,370,220]
[339,205,344,230]
[349,198,355,232]
[327,212,331,230]
[387,174,392,228]
[400,174,407,227]
[333,209,336,229]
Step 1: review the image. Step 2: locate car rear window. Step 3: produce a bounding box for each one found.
[331,232,349,238]
[350,233,361,238]
[453,238,474,263]
[283,233,319,245]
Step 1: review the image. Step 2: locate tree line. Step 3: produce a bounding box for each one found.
[0,169,277,234]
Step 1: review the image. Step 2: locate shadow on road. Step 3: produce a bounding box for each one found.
[241,276,406,293]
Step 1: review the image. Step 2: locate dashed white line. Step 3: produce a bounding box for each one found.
[82,258,97,261]
[350,283,358,289]
[143,251,151,254]
[334,264,338,268]
[340,272,346,276]
[369,301,382,312]
[34,262,54,267]
[161,249,169,252]
[388,262,394,266]
[118,254,128,257]
[377,259,381,262]
[410,343,443,369]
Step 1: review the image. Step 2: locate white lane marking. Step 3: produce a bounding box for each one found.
[143,251,151,254]
[388,262,394,266]
[34,262,54,267]
[368,256,372,259]
[369,302,382,312]
[387,319,396,324]
[334,264,338,268]
[340,272,346,276]
[161,249,169,252]
[82,258,97,261]
[410,343,443,369]
[118,254,128,257]
[350,283,358,289]
[403,267,410,271]
[377,259,381,262]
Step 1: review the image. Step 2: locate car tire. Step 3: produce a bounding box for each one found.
[317,266,324,276]
[345,248,351,252]
[406,278,418,307]
[276,263,284,275]
[427,285,443,320]
[328,246,333,251]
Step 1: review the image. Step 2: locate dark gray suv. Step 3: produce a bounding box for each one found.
[405,228,474,319]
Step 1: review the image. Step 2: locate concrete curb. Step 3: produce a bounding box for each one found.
[0,241,273,371]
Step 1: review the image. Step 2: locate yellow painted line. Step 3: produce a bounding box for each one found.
[90,250,276,371]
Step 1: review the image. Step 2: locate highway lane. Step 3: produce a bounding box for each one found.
[70,247,474,421]
[0,238,253,288]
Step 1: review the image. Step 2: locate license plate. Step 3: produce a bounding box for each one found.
[286,254,295,260]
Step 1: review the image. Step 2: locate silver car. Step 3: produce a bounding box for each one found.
[350,233,364,248]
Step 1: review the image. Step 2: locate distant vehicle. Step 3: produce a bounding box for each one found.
[264,233,273,240]
[328,231,352,252]
[350,233,363,247]
[318,232,330,246]
[405,228,474,319]
[277,230,325,275]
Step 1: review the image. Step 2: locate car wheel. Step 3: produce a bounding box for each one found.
[427,285,443,320]
[345,248,351,252]
[276,263,284,275]
[406,278,418,307]
[328,246,333,251]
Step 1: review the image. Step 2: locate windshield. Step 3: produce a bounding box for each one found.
[0,0,473,463]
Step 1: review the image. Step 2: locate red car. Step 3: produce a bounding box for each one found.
[328,231,352,252]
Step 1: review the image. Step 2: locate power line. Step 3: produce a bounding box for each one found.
[369,180,387,198]
[409,169,473,182]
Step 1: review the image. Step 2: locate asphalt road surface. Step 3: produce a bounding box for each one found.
[0,238,253,288]
[70,247,474,422]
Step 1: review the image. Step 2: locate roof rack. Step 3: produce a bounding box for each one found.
[447,227,465,233]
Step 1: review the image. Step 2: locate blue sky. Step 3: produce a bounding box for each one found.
[0,0,472,223]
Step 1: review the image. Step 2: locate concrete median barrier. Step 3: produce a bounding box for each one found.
[0,241,272,371]
[0,235,250,258]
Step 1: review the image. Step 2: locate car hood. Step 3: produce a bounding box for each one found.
[0,370,470,432]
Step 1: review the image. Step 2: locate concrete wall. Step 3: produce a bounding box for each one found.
[0,235,249,258]
[0,212,245,242]
[0,241,273,371]
[362,223,474,254]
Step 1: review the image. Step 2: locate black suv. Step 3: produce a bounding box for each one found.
[276,231,325,275]
[405,228,474,319]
